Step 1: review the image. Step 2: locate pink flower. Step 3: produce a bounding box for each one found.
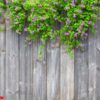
[28,41,33,46]
[32,17,37,22]
[74,33,78,38]
[98,13,100,17]
[81,23,84,26]
[24,28,27,32]
[6,19,10,24]
[88,21,92,25]
[76,46,79,49]
[73,14,76,18]
[64,32,69,36]
[78,29,81,33]
[71,3,75,6]
[84,33,88,37]
[94,24,97,28]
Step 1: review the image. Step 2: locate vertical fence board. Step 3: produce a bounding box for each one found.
[47,42,60,100]
[6,28,19,100]
[19,33,26,100]
[96,18,100,100]
[74,40,89,100]
[0,24,6,96]
[60,46,74,100]
[33,41,47,100]
[60,46,67,100]
[25,41,33,100]
[88,32,96,100]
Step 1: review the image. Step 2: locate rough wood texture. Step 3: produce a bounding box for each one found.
[96,17,100,100]
[33,41,47,100]
[19,33,33,100]
[0,24,6,97]
[0,20,100,100]
[60,46,74,100]
[88,32,96,100]
[19,33,26,100]
[74,39,89,100]
[6,26,19,100]
[47,41,60,100]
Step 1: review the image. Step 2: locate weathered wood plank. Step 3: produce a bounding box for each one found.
[96,17,100,100]
[19,33,27,100]
[6,27,19,100]
[74,40,89,100]
[60,46,74,100]
[33,41,47,100]
[47,41,60,100]
[0,24,6,96]
[88,32,96,100]
[25,40,33,100]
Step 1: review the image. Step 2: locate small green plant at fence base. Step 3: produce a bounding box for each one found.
[0,0,100,54]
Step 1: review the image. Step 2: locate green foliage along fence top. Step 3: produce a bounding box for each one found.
[0,0,100,53]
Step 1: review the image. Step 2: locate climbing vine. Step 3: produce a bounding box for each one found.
[0,0,100,53]
[0,0,4,17]
[0,0,6,30]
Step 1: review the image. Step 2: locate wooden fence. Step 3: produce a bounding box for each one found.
[0,18,100,100]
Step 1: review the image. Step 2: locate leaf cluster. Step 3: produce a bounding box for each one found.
[0,0,100,52]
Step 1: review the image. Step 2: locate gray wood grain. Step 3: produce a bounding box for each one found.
[88,32,96,100]
[0,24,6,96]
[96,17,100,100]
[24,37,33,100]
[74,39,89,100]
[18,33,33,100]
[47,41,60,100]
[6,27,19,100]
[33,40,47,100]
[19,33,26,100]
[60,46,74,100]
